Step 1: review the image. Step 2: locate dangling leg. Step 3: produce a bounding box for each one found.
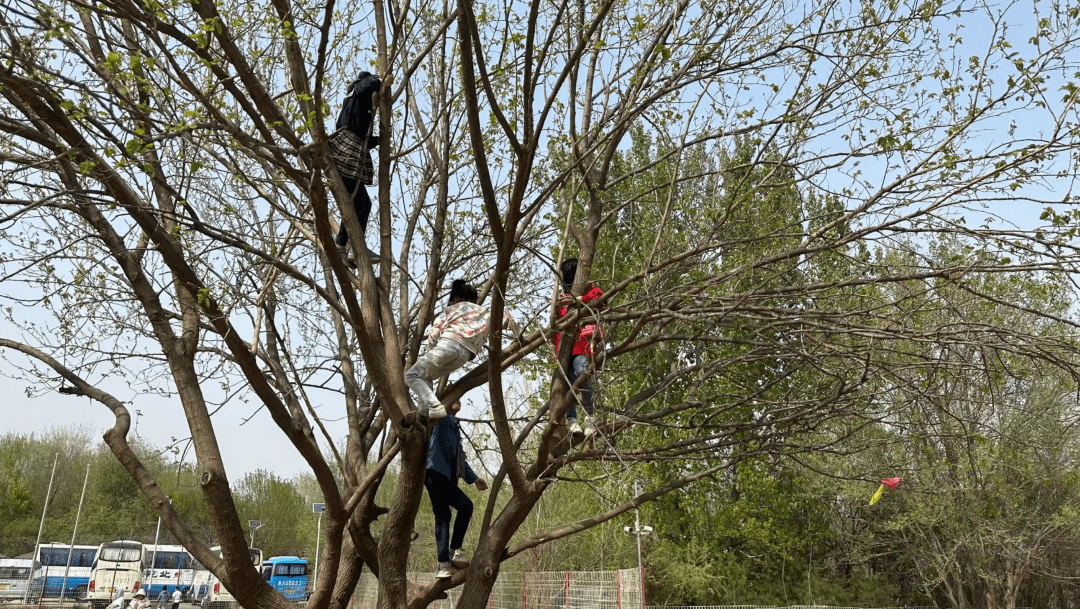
[448,484,473,568]
[335,178,378,264]
[569,355,596,435]
[405,340,472,417]
[425,471,455,577]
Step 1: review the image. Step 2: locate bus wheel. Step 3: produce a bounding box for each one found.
[75,586,90,602]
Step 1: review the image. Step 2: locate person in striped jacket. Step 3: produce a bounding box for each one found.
[406,279,519,418]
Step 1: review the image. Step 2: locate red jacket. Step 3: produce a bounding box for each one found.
[554,286,604,357]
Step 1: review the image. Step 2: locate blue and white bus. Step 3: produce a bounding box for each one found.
[87,540,145,608]
[143,544,203,598]
[260,556,308,601]
[0,558,35,601]
[197,547,262,609]
[29,543,98,600]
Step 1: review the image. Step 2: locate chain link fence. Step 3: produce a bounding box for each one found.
[0,571,942,609]
[644,606,939,609]
[350,568,643,609]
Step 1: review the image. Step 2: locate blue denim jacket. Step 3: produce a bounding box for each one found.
[427,415,478,485]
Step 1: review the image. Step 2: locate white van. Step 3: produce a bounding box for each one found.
[0,558,35,602]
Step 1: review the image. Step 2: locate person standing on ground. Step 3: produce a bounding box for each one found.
[425,399,488,578]
[405,279,518,419]
[170,587,182,609]
[128,590,149,609]
[553,258,604,436]
[156,588,167,609]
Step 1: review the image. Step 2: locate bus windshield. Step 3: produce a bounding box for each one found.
[99,546,141,562]
[273,563,306,577]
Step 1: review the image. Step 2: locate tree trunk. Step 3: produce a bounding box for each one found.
[330,496,384,608]
[377,421,429,609]
[454,489,541,609]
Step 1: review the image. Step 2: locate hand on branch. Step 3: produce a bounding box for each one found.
[373,75,395,106]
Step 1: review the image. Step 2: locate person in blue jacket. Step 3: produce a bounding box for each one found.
[425,399,488,578]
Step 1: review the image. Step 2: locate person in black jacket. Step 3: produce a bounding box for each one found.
[329,72,387,265]
[425,400,488,578]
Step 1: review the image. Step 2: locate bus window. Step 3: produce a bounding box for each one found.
[41,548,69,567]
[99,546,141,562]
[74,549,95,568]
[0,565,31,578]
[274,564,306,577]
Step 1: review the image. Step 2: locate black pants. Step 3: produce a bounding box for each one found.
[335,175,373,247]
[425,470,472,563]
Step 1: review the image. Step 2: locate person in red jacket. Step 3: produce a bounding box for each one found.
[554,258,603,436]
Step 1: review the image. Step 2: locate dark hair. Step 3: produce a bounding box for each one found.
[559,258,578,292]
[449,279,478,304]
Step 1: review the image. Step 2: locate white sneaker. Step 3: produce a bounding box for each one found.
[567,419,583,434]
[428,404,448,419]
[336,246,357,269]
[451,548,470,569]
[435,561,455,579]
[583,418,598,437]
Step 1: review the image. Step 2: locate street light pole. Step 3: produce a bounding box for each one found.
[249,521,263,548]
[151,516,162,591]
[60,464,91,600]
[624,482,652,609]
[25,453,58,603]
[312,504,325,583]
[634,479,643,609]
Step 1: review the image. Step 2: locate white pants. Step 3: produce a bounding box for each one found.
[405,339,473,412]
